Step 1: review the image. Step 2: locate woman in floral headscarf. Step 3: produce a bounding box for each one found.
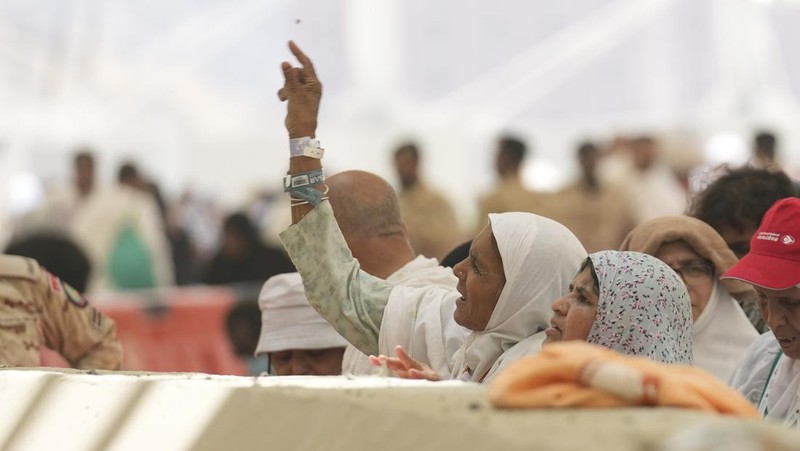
[543,250,693,364]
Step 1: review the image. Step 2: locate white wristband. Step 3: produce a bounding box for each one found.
[289,137,324,159]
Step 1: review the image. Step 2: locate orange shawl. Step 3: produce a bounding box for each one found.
[489,341,757,417]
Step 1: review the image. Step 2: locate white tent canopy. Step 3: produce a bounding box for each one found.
[2,0,800,217]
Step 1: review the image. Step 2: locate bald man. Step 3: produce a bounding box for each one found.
[256,170,460,375]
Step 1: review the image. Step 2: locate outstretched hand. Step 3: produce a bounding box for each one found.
[369,345,442,381]
[278,41,322,139]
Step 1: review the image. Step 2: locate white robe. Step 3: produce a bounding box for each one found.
[342,256,460,375]
[71,185,174,292]
[692,281,759,381]
[280,201,585,383]
[379,212,586,383]
[730,333,800,428]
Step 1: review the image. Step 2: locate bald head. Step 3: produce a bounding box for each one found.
[327,170,406,241]
[325,170,415,278]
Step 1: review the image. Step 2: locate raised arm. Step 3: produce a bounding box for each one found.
[279,40,323,223]
[277,42,392,355]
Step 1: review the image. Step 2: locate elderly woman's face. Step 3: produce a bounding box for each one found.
[655,240,713,322]
[544,266,599,344]
[452,225,506,331]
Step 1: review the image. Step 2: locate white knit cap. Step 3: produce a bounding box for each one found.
[255,272,348,356]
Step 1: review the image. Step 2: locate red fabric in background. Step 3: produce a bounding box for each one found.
[41,286,248,375]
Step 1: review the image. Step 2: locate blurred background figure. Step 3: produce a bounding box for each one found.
[751,130,800,192]
[255,273,347,376]
[71,161,175,292]
[202,212,294,288]
[393,142,461,260]
[690,166,798,333]
[146,181,197,286]
[549,141,634,253]
[690,167,797,260]
[225,299,265,376]
[624,135,687,225]
[73,150,97,199]
[5,233,91,292]
[477,135,552,230]
[752,130,780,171]
[18,149,98,237]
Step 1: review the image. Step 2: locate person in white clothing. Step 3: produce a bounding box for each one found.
[256,272,348,375]
[254,169,459,375]
[71,162,174,292]
[327,170,460,375]
[725,197,800,428]
[275,41,586,382]
[620,215,759,380]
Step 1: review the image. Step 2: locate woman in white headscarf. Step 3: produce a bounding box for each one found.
[375,212,588,382]
[619,216,759,379]
[277,41,586,383]
[544,251,693,364]
[284,202,587,383]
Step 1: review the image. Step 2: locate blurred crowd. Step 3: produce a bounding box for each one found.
[7,130,794,297]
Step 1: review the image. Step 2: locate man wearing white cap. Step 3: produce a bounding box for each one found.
[256,272,348,375]
[725,197,800,428]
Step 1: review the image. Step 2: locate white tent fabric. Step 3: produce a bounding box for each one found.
[2,0,800,220]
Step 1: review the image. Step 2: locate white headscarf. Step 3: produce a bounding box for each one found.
[452,212,587,381]
[255,272,348,355]
[693,280,759,380]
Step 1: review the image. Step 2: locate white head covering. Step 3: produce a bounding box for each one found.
[255,272,348,355]
[586,251,693,364]
[692,280,758,380]
[453,212,587,381]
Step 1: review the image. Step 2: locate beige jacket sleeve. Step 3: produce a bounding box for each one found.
[32,264,123,369]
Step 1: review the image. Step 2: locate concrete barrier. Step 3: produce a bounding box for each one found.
[0,369,798,451]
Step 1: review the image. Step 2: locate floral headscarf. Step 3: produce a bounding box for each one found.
[586,250,693,364]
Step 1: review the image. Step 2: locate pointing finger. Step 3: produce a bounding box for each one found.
[288,40,317,79]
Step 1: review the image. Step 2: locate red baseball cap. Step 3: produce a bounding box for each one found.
[721,197,800,290]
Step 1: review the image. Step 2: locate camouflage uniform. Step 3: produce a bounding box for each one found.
[0,255,122,369]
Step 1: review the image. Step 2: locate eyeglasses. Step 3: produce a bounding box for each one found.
[670,260,713,285]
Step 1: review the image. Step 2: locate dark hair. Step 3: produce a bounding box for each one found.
[754,131,777,159]
[578,257,600,295]
[576,141,599,159]
[440,240,471,268]
[118,162,140,183]
[74,150,95,167]
[690,167,796,233]
[6,234,91,292]
[499,136,527,167]
[225,300,261,357]
[223,212,262,247]
[630,135,655,147]
[394,142,419,161]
